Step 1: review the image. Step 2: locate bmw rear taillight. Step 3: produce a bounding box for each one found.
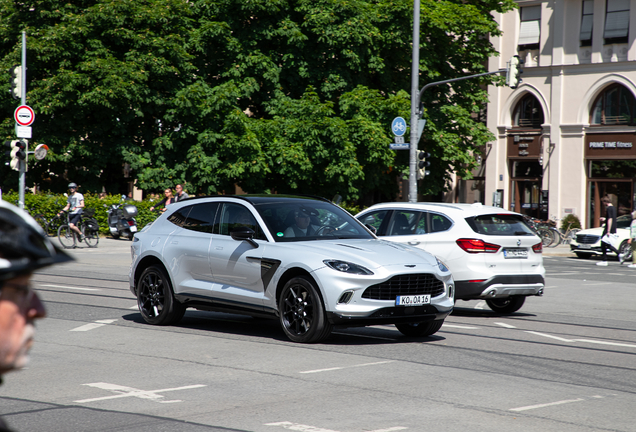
[532,242,542,253]
[456,238,501,254]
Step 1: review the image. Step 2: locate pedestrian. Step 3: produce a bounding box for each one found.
[149,188,175,213]
[56,182,85,242]
[0,200,73,431]
[597,195,618,266]
[174,184,189,202]
[627,210,636,268]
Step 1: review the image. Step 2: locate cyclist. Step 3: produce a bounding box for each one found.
[57,182,85,242]
[0,200,73,431]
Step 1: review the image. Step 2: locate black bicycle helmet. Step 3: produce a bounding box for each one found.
[0,200,73,282]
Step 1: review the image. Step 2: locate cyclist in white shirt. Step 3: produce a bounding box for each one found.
[57,182,85,242]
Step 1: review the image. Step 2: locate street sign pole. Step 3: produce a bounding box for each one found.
[18,31,27,209]
[408,0,420,203]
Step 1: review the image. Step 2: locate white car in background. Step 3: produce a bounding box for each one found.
[356,202,545,314]
[569,215,632,259]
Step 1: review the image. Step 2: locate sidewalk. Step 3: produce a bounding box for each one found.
[542,243,576,257]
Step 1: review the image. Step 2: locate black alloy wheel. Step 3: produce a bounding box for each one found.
[279,276,332,343]
[137,265,185,325]
[485,295,526,314]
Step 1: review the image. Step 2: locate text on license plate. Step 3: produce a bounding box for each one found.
[395,294,431,306]
[503,248,528,259]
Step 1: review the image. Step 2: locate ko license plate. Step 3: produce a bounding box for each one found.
[395,294,431,306]
[503,248,528,259]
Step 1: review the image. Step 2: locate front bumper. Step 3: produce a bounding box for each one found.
[455,274,545,300]
[327,304,450,327]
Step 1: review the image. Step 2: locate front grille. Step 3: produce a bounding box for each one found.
[576,234,600,245]
[362,274,445,300]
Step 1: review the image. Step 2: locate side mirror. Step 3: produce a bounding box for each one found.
[365,224,377,235]
[230,226,259,248]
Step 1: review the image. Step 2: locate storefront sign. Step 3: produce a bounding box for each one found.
[585,132,636,158]
[508,134,541,158]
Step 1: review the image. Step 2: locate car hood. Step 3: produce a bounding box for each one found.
[285,239,438,269]
[577,226,628,235]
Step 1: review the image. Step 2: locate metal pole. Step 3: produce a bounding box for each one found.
[408,0,420,203]
[18,31,26,209]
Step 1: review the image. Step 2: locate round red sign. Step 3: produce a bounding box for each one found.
[14,105,35,127]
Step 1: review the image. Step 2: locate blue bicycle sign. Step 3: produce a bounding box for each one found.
[391,117,407,137]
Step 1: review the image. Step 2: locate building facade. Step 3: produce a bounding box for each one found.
[485,0,636,228]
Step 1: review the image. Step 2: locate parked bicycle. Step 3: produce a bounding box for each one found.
[57,208,100,248]
[523,216,554,247]
[545,221,581,248]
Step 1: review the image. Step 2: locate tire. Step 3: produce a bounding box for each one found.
[486,296,526,314]
[111,232,120,239]
[618,240,631,263]
[57,224,76,249]
[548,228,561,247]
[538,229,554,247]
[137,265,185,326]
[575,252,592,259]
[48,216,62,237]
[396,320,444,337]
[82,224,99,248]
[278,276,332,343]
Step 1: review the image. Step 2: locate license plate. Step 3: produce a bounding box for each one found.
[395,294,431,306]
[578,244,591,249]
[130,226,138,232]
[503,248,528,259]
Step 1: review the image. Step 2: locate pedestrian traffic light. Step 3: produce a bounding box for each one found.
[506,55,523,89]
[9,66,21,99]
[417,151,431,180]
[9,140,26,171]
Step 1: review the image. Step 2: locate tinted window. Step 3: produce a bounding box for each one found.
[183,203,219,233]
[253,200,373,242]
[167,206,192,227]
[387,211,427,236]
[216,203,267,240]
[617,215,632,229]
[358,210,389,234]
[467,214,534,236]
[430,213,452,233]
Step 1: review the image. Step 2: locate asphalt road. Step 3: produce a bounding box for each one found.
[0,238,634,432]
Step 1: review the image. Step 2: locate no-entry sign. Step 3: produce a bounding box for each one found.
[14,105,35,127]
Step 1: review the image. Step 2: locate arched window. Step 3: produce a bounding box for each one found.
[512,94,544,128]
[590,84,636,125]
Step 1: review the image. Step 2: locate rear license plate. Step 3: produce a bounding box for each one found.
[503,248,528,259]
[395,294,431,306]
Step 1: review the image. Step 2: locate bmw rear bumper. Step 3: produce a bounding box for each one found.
[455,274,545,300]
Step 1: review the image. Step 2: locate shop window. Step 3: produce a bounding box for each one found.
[512,160,542,178]
[518,5,541,50]
[604,0,630,44]
[580,0,594,46]
[513,94,545,128]
[590,84,636,125]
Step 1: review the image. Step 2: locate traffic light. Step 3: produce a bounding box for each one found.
[9,66,21,99]
[506,55,523,89]
[417,151,431,180]
[9,140,26,171]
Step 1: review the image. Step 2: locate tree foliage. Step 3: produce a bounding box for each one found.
[0,0,516,203]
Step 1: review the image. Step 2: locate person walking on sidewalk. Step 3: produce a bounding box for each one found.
[627,210,636,268]
[597,195,618,266]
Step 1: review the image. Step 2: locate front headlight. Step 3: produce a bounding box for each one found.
[436,257,450,273]
[323,260,374,275]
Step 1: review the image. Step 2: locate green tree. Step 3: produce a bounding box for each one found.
[0,0,516,203]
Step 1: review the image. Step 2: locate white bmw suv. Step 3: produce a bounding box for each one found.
[356,203,545,313]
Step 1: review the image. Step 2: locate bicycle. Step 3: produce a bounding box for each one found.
[57,209,100,249]
[546,221,581,248]
[523,216,555,247]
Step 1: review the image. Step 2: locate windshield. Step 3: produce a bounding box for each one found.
[466,214,535,236]
[253,200,374,241]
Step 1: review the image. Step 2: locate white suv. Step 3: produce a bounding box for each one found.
[356,203,545,313]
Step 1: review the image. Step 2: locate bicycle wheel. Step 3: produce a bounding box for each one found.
[538,229,554,247]
[548,228,561,247]
[57,224,76,249]
[48,215,62,237]
[565,228,581,244]
[82,223,99,248]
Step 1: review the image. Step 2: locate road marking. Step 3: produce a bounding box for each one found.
[299,360,394,374]
[526,332,636,348]
[130,305,139,309]
[75,382,207,404]
[39,284,100,291]
[332,332,396,341]
[474,301,486,310]
[525,331,573,342]
[70,319,117,332]
[442,324,479,329]
[510,398,585,412]
[264,422,406,432]
[494,322,517,329]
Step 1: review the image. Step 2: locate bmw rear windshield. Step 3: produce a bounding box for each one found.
[465,214,535,236]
